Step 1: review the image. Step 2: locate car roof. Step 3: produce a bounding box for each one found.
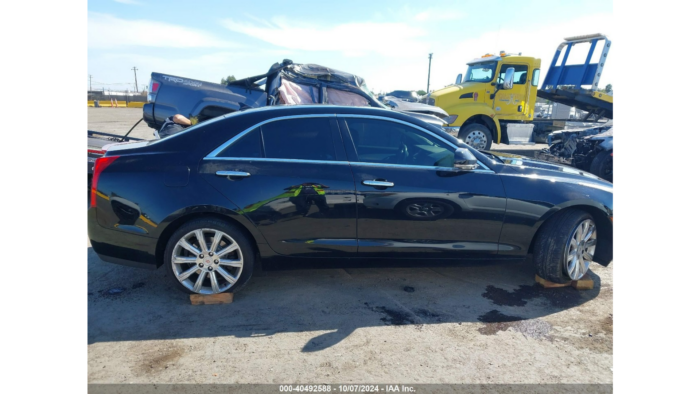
[223,104,409,120]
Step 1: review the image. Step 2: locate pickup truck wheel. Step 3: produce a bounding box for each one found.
[590,150,613,182]
[533,209,597,283]
[459,124,493,150]
[164,218,254,294]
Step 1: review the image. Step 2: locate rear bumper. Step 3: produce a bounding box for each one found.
[88,208,159,269]
[143,103,157,129]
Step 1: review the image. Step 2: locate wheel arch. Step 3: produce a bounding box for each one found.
[527,203,613,266]
[155,207,264,269]
[462,115,502,144]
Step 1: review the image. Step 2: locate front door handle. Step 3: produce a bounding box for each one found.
[216,171,250,177]
[362,180,394,188]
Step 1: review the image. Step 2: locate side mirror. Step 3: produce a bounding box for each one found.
[455,74,463,84]
[454,148,479,171]
[502,67,515,90]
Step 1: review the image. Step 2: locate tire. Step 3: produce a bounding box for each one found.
[590,150,613,182]
[459,123,493,150]
[396,199,454,221]
[164,218,254,294]
[533,209,598,283]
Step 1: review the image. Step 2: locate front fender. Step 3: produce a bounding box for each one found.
[497,171,613,261]
[442,103,502,143]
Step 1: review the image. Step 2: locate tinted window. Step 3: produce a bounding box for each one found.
[218,127,262,158]
[345,118,454,167]
[499,64,528,85]
[261,118,336,161]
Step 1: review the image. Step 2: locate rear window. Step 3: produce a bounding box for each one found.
[261,118,336,161]
[218,127,262,158]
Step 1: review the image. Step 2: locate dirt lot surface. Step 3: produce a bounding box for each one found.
[87,108,611,384]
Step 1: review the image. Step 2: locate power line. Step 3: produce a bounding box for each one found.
[131,67,138,93]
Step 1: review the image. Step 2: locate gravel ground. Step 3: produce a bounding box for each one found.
[87,108,611,384]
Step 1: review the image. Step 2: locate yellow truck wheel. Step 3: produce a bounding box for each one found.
[459,123,493,150]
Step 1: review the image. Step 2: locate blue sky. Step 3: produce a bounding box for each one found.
[88,0,614,93]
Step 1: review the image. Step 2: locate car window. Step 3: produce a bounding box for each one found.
[261,117,336,161]
[345,118,454,167]
[499,64,528,85]
[218,127,263,158]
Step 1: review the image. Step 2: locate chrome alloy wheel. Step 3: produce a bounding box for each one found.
[464,130,488,150]
[565,219,597,280]
[171,228,244,294]
[407,202,444,218]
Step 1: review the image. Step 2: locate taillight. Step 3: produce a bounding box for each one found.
[148,80,160,102]
[88,149,106,155]
[90,156,119,207]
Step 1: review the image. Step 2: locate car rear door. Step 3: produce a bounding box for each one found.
[339,115,507,259]
[199,114,357,257]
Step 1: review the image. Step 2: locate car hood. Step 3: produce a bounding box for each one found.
[429,81,486,99]
[386,99,448,118]
[396,110,447,127]
[483,150,612,190]
[588,128,613,140]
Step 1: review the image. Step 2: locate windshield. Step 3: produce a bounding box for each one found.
[465,61,497,83]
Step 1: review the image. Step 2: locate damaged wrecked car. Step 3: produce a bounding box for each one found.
[143,60,450,131]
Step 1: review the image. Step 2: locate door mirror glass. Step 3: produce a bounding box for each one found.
[455,74,463,84]
[454,148,479,171]
[502,67,515,90]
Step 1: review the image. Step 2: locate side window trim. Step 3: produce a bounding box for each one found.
[206,114,337,158]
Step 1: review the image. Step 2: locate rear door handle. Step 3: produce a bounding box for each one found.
[362,180,394,188]
[216,171,250,177]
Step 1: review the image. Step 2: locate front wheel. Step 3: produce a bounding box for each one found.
[533,210,597,283]
[164,218,254,294]
[590,150,613,182]
[459,123,493,150]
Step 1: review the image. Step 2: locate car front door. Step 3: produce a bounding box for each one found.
[200,115,357,257]
[339,116,507,258]
[494,63,529,118]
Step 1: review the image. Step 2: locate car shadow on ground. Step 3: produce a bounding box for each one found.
[88,246,601,352]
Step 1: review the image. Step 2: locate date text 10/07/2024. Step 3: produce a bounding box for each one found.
[279,385,416,393]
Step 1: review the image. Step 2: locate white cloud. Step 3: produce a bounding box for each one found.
[221,16,427,57]
[114,0,141,5]
[88,13,241,49]
[413,8,466,22]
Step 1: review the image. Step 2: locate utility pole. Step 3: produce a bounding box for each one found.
[131,67,138,93]
[89,75,92,91]
[426,53,433,94]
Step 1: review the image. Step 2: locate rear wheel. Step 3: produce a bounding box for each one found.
[459,123,493,150]
[590,150,613,182]
[164,218,254,294]
[533,210,597,283]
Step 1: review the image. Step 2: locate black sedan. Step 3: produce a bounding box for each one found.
[88,105,612,295]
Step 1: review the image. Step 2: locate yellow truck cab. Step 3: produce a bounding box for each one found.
[427,52,541,150]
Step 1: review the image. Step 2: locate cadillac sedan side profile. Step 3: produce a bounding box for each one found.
[88,105,612,295]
